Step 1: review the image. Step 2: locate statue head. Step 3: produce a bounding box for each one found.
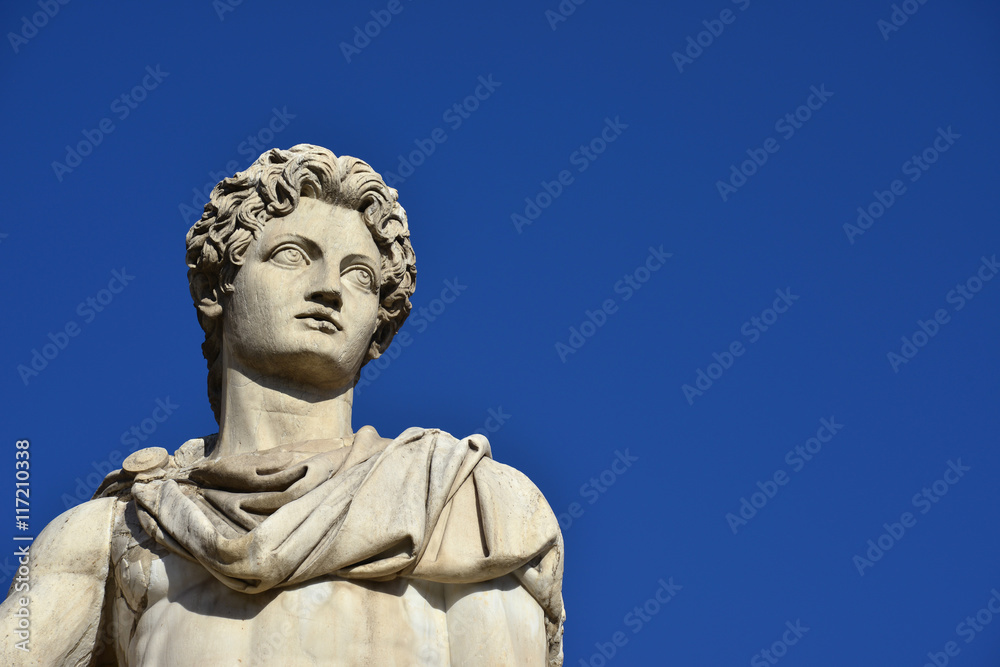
[185,144,417,422]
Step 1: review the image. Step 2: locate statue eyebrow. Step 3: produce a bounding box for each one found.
[341,252,379,273]
[265,233,320,258]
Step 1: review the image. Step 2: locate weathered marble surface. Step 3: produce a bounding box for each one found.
[1,145,564,665]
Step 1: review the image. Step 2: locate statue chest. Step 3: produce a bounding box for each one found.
[107,503,545,666]
[118,561,452,665]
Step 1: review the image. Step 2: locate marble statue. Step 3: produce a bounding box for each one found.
[1,145,564,665]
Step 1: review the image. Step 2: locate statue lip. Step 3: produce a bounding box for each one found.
[295,309,341,331]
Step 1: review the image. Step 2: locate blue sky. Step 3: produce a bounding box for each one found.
[2,0,999,664]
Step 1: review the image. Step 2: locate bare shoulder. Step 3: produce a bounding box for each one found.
[476,456,555,509]
[30,497,117,576]
[0,498,118,665]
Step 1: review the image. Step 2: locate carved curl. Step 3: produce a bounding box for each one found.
[185,144,417,422]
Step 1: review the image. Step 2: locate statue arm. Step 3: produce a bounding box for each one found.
[437,475,551,666]
[0,497,117,666]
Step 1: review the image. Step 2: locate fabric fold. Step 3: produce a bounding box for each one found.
[101,425,564,662]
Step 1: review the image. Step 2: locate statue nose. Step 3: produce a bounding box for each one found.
[308,264,342,309]
[309,287,342,310]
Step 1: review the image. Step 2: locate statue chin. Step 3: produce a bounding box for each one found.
[221,344,363,396]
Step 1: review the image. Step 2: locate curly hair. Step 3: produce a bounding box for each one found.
[185,144,416,423]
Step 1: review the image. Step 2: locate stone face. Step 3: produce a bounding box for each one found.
[0,144,564,665]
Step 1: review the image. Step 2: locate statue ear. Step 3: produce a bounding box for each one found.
[372,321,395,355]
[191,273,223,320]
[363,322,392,363]
[198,300,223,320]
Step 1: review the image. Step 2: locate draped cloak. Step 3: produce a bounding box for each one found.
[95,426,565,666]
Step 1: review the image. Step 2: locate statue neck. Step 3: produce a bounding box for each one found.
[213,351,355,460]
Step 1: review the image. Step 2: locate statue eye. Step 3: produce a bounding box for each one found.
[271,245,308,267]
[344,266,376,291]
